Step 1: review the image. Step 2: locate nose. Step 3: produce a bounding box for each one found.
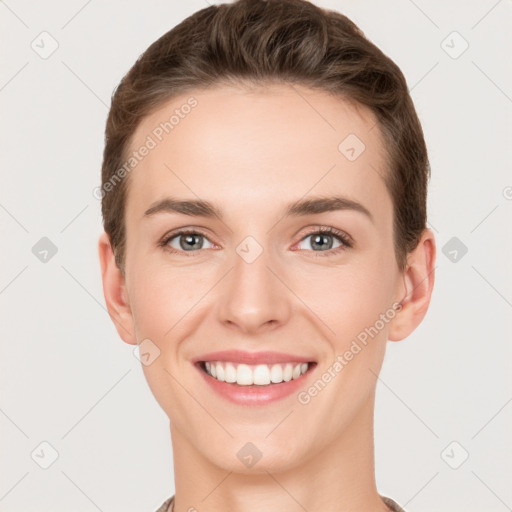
[216,244,292,334]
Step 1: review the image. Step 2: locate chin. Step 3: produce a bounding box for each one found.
[201,438,308,475]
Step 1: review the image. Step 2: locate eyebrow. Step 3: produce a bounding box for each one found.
[143,195,374,224]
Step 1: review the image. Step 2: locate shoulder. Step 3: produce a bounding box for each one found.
[154,495,174,512]
[155,495,403,512]
[381,495,407,512]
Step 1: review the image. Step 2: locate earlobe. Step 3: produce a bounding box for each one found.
[97,231,137,345]
[388,228,436,342]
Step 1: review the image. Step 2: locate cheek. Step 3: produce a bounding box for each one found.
[126,262,203,414]
[293,261,395,343]
[126,254,203,339]
[128,280,171,339]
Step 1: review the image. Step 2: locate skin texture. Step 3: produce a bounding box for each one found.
[98,83,436,512]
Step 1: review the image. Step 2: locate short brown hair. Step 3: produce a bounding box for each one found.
[100,0,430,274]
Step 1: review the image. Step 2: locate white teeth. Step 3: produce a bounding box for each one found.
[270,364,283,383]
[203,361,310,386]
[237,364,253,385]
[283,363,293,382]
[215,363,225,382]
[225,362,237,383]
[253,364,271,385]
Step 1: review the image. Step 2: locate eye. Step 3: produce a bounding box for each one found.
[160,230,215,254]
[296,227,353,255]
[159,226,353,257]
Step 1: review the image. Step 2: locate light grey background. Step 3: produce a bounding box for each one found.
[1,1,511,511]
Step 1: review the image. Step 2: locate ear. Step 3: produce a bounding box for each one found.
[97,231,137,345]
[388,228,436,342]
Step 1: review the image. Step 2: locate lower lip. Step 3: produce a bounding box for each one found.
[194,362,317,406]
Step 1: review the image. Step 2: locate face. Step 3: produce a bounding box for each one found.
[117,83,407,472]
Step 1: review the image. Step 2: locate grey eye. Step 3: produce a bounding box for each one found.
[168,233,214,251]
[298,233,343,251]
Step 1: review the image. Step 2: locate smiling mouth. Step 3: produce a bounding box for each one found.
[197,360,317,386]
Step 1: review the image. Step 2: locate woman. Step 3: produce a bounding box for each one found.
[97,1,436,510]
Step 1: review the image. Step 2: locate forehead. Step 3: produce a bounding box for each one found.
[125,83,391,227]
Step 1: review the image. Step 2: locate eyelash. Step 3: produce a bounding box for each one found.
[158,226,353,257]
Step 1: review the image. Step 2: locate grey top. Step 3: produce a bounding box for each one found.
[155,494,407,511]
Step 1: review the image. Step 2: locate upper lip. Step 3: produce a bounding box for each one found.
[192,350,316,365]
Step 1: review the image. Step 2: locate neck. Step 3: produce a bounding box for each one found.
[169,392,390,512]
